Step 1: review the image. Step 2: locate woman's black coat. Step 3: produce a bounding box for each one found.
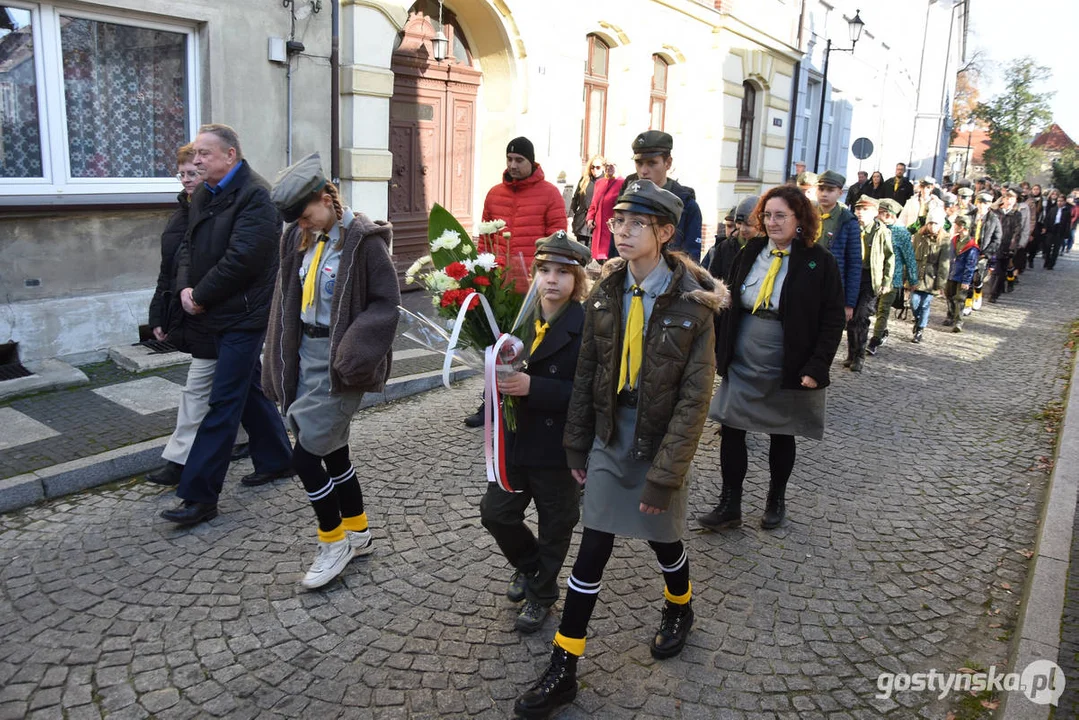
[715,237,845,390]
[505,301,584,468]
[148,191,189,331]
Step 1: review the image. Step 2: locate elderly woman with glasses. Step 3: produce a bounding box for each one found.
[699,184,845,532]
[144,143,249,487]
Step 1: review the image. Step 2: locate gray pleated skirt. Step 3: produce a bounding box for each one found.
[712,314,826,440]
[583,406,689,543]
[286,335,364,456]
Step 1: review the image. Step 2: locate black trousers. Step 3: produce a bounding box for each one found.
[480,465,580,606]
[846,274,876,360]
[988,254,1010,300]
[1046,235,1065,269]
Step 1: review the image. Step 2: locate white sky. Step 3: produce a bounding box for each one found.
[969,0,1076,136]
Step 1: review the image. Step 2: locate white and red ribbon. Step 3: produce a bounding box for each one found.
[443,292,518,493]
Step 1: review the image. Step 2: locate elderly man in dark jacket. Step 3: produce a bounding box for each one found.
[162,124,293,526]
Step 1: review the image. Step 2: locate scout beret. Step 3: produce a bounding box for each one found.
[724,207,736,221]
[954,214,971,227]
[976,192,994,203]
[735,195,759,222]
[613,178,684,224]
[271,152,328,223]
[1004,186,1019,198]
[534,230,591,266]
[878,198,902,216]
[817,170,846,188]
[957,187,974,198]
[632,130,674,159]
[796,171,818,186]
[854,196,880,209]
[942,192,958,206]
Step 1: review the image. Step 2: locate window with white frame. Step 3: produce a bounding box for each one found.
[0,3,198,196]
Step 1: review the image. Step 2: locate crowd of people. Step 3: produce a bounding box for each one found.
[145,124,1073,720]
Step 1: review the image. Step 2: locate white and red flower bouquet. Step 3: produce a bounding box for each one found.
[398,205,541,492]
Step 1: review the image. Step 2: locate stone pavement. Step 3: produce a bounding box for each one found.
[0,256,1076,719]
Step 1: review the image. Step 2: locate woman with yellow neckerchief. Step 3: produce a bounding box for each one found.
[699,184,845,533]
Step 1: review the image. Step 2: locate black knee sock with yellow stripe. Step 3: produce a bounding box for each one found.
[324,446,366,531]
[651,541,691,603]
[293,442,343,542]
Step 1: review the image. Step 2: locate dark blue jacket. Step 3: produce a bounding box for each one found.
[830,212,863,307]
[505,302,584,468]
[949,237,980,284]
[618,175,703,263]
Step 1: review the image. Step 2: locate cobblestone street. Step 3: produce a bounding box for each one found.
[1,258,1076,719]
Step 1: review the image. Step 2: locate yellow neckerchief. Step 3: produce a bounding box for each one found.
[752,248,790,313]
[894,177,901,192]
[618,286,645,390]
[530,318,549,355]
[301,233,327,313]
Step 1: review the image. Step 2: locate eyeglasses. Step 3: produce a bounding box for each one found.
[175,171,200,180]
[762,212,792,223]
[591,165,604,170]
[606,217,649,236]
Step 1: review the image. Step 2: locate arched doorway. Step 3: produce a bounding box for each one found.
[389,1,481,287]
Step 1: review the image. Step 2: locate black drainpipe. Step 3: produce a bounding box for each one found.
[330,0,341,183]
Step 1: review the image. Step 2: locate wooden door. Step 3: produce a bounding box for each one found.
[390,9,481,287]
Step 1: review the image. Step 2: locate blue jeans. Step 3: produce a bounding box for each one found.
[909,290,933,329]
[177,329,292,505]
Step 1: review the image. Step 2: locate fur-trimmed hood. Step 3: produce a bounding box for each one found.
[598,254,730,314]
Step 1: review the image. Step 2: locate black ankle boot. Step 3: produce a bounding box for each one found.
[650,600,694,659]
[761,482,787,529]
[514,645,578,719]
[697,484,742,530]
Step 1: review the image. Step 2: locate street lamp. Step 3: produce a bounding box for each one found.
[812,9,865,171]
[431,0,448,62]
[961,118,977,179]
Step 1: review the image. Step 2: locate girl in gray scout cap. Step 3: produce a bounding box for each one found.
[480,231,591,636]
[515,179,730,719]
[263,153,401,590]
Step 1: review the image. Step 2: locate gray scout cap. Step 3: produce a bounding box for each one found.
[613,179,684,224]
[976,192,994,203]
[632,130,674,160]
[954,214,971,227]
[271,152,328,223]
[817,170,845,188]
[942,192,958,206]
[878,198,902,216]
[957,187,973,198]
[534,230,591,266]
[796,171,818,186]
[735,195,759,222]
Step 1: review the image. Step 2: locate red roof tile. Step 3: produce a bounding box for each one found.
[1032,124,1077,151]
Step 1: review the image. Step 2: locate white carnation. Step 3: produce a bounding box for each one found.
[430,229,462,251]
[477,219,507,235]
[474,253,498,271]
[425,270,459,292]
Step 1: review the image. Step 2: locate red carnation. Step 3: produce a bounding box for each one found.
[472,276,491,287]
[445,261,468,280]
[467,294,481,310]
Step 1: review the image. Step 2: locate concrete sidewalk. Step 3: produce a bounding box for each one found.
[0,290,471,514]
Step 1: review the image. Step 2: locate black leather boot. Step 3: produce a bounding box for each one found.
[761,480,787,529]
[650,600,694,659]
[514,645,578,719]
[697,483,742,530]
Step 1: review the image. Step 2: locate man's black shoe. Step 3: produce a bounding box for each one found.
[506,570,528,602]
[230,443,251,461]
[942,318,954,327]
[650,600,694,659]
[850,357,865,372]
[161,501,218,526]
[514,645,578,719]
[912,330,923,344]
[464,402,484,428]
[146,461,183,487]
[241,467,295,487]
[866,337,881,356]
[514,600,550,634]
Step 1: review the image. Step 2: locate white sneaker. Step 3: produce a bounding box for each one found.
[347,530,374,559]
[961,306,972,316]
[301,538,352,589]
[973,297,983,310]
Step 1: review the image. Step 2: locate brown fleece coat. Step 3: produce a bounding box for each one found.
[563,254,730,511]
[263,213,401,412]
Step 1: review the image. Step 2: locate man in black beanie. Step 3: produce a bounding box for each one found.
[464,136,566,427]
